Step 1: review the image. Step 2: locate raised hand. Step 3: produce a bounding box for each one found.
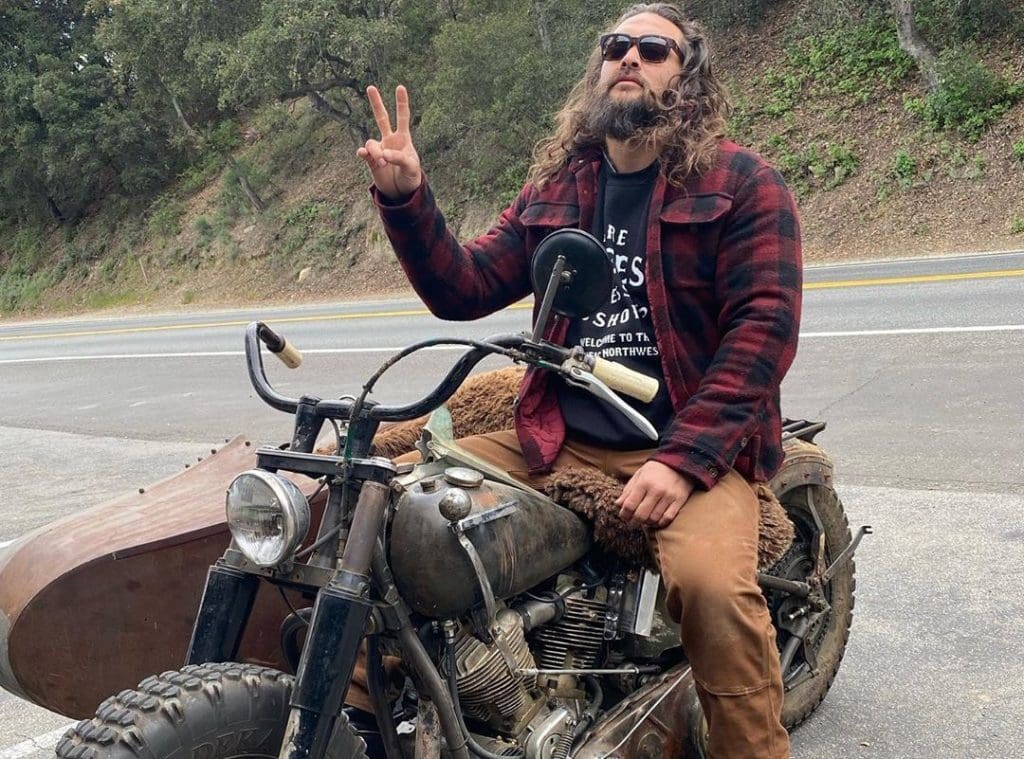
[356,85,422,200]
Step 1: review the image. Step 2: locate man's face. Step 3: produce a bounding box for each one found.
[599,12,685,108]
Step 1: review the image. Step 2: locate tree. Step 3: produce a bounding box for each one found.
[889,0,940,91]
[0,0,169,225]
[93,0,267,211]
[217,0,415,144]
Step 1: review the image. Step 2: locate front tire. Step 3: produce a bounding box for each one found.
[55,662,368,759]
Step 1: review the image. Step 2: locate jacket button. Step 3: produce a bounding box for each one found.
[740,437,749,446]
[706,463,719,478]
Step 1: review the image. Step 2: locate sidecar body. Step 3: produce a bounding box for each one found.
[0,436,314,718]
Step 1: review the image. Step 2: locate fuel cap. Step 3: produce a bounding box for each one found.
[443,466,484,488]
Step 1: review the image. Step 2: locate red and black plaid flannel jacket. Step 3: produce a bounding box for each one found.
[372,140,802,489]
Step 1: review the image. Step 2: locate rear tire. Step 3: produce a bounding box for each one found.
[767,485,856,730]
[54,662,368,759]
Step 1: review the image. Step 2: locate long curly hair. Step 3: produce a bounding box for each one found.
[528,3,731,189]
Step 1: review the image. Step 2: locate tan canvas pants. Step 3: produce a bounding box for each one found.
[349,430,789,759]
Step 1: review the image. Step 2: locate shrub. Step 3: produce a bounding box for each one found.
[1013,140,1024,163]
[891,150,918,186]
[916,48,1024,140]
[148,198,186,239]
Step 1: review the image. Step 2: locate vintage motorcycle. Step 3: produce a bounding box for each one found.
[52,230,868,759]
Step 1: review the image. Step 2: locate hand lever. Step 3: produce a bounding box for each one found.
[564,365,658,441]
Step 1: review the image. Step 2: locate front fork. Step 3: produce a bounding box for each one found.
[278,479,389,759]
[184,469,392,759]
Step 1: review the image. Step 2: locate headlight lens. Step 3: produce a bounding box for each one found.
[225,470,310,567]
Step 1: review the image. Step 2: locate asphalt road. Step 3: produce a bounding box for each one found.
[0,251,1022,758]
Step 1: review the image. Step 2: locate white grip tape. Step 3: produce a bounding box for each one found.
[274,341,303,369]
[592,357,659,403]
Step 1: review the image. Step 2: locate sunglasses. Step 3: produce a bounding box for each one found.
[599,33,683,64]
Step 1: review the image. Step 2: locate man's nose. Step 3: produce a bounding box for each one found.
[620,44,643,67]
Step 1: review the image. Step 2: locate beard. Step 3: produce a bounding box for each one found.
[584,87,662,141]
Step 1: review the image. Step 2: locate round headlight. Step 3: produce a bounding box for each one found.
[226,470,310,567]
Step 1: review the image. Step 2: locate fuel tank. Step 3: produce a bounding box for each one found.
[389,467,591,618]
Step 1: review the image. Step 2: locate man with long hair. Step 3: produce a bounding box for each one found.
[358,3,800,756]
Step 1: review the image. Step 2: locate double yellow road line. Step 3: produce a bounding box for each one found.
[2,268,1022,342]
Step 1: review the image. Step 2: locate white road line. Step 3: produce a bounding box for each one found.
[0,539,15,549]
[0,325,1021,365]
[801,325,1024,338]
[0,725,75,759]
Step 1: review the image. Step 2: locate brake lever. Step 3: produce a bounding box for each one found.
[564,365,658,441]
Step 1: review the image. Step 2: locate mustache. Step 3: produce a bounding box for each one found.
[609,72,646,90]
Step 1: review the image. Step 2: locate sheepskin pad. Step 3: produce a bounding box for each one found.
[366,366,794,569]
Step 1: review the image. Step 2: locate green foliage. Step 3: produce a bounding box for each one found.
[786,16,913,102]
[687,0,789,30]
[766,136,859,196]
[913,0,1024,45]
[0,270,52,313]
[910,49,1023,141]
[148,198,186,239]
[755,15,912,121]
[891,150,918,186]
[1011,216,1024,235]
[1012,140,1024,162]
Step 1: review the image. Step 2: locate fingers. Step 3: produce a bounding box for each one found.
[358,140,387,169]
[395,85,411,135]
[617,462,694,528]
[366,85,393,137]
[657,500,686,529]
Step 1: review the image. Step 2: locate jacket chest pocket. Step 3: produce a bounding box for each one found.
[659,192,733,288]
[520,201,582,251]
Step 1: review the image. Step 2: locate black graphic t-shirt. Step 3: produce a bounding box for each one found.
[557,156,674,449]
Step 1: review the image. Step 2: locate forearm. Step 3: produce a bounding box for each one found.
[372,179,532,321]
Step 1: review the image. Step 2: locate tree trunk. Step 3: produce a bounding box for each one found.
[46,195,67,224]
[533,0,551,55]
[890,0,940,91]
[168,87,267,213]
[225,155,267,213]
[169,91,202,141]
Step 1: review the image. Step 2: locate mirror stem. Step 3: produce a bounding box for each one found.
[532,255,571,342]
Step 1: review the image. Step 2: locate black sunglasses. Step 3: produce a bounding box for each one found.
[599,33,683,64]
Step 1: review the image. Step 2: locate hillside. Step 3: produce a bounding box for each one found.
[2,0,1023,316]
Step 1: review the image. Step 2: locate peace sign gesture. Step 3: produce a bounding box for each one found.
[356,85,422,200]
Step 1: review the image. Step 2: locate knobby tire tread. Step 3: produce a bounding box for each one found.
[54,662,367,759]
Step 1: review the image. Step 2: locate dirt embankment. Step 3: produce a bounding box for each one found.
[12,8,1024,319]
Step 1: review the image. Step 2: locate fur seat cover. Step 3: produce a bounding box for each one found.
[365,366,795,569]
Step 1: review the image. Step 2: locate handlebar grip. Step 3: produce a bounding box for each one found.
[591,357,659,403]
[274,340,303,369]
[257,323,303,369]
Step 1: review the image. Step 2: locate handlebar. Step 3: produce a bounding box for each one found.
[246,322,531,422]
[245,321,661,439]
[256,323,303,368]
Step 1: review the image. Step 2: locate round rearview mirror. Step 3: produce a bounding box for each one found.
[529,229,612,320]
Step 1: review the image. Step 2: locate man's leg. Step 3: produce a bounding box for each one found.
[646,470,789,759]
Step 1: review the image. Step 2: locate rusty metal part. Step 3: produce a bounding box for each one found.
[770,438,835,499]
[413,699,442,759]
[821,525,873,583]
[573,665,706,759]
[0,436,322,718]
[389,474,591,618]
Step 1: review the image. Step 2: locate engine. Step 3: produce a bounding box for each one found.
[444,574,631,758]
